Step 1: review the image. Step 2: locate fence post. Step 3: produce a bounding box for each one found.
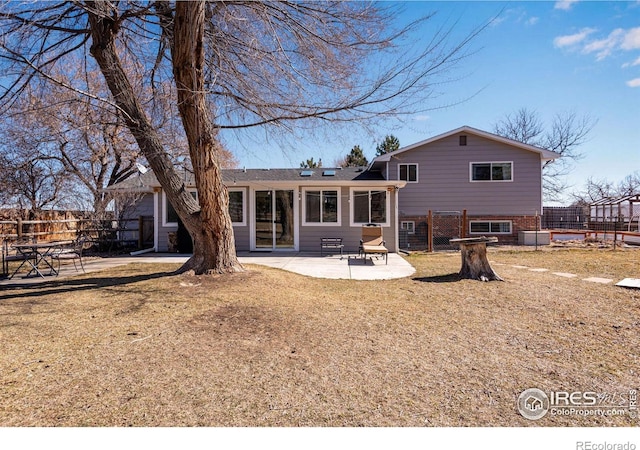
[427,210,433,253]
[16,218,22,239]
[461,209,467,238]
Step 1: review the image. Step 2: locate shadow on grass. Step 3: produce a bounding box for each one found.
[413,273,462,283]
[0,270,174,302]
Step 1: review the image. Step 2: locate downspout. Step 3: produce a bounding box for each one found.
[153,190,159,252]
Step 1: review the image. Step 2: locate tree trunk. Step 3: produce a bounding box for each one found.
[86,1,242,274]
[458,242,503,282]
[171,2,243,274]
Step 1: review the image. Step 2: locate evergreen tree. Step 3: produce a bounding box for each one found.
[342,145,368,167]
[375,135,400,156]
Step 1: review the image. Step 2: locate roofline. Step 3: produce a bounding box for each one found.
[106,175,407,191]
[371,125,561,165]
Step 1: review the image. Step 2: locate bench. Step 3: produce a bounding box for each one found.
[320,238,344,257]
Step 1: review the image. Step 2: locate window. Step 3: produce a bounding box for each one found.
[351,189,389,226]
[459,135,467,146]
[228,189,246,226]
[303,189,339,225]
[398,164,418,183]
[470,221,512,234]
[401,221,415,234]
[471,162,513,182]
[164,189,246,227]
[163,191,197,227]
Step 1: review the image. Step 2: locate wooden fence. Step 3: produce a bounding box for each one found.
[0,216,154,251]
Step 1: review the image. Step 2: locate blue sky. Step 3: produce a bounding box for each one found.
[229,1,639,205]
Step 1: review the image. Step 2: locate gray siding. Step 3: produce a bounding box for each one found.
[297,186,398,253]
[389,132,543,216]
[149,184,399,253]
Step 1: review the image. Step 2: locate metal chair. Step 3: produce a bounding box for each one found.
[51,237,90,274]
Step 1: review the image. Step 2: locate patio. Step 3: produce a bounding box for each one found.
[0,251,415,286]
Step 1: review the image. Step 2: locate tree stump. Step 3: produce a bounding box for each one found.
[449,237,503,282]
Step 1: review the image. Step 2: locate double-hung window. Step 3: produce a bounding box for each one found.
[470,162,513,182]
[303,189,339,225]
[398,163,418,183]
[351,189,389,226]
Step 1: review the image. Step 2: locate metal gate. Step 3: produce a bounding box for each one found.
[429,211,462,251]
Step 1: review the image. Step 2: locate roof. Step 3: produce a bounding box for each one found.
[107,166,392,192]
[371,125,561,165]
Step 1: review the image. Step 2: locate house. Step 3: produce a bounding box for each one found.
[108,167,406,253]
[109,125,558,252]
[369,126,560,245]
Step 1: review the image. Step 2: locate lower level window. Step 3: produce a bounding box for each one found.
[401,221,415,234]
[470,221,512,234]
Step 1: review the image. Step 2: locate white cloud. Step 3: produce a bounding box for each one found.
[556,27,640,61]
[621,27,640,50]
[553,28,597,48]
[583,28,625,60]
[622,56,640,68]
[555,0,580,11]
[526,17,540,26]
[626,78,640,87]
[414,115,431,122]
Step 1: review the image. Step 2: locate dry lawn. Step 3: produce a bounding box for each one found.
[0,248,638,427]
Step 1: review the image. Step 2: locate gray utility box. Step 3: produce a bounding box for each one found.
[518,231,551,246]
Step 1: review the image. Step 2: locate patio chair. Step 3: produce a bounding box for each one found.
[359,224,388,264]
[51,236,90,274]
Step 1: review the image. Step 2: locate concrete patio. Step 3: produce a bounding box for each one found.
[0,251,415,286]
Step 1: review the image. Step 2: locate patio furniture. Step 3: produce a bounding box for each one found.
[320,237,344,257]
[359,224,388,264]
[9,240,69,279]
[51,237,90,274]
[449,236,502,281]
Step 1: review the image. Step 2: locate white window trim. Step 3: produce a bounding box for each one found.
[163,188,246,227]
[397,163,419,183]
[401,221,415,234]
[301,188,341,226]
[349,187,391,227]
[228,188,247,226]
[469,220,513,235]
[469,161,514,182]
[162,189,197,228]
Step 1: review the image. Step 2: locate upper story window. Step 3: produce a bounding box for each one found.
[459,135,467,146]
[398,163,418,183]
[470,162,513,182]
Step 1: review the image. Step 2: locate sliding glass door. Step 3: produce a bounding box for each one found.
[254,190,295,250]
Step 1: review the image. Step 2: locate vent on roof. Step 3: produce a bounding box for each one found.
[300,170,314,177]
[322,170,336,176]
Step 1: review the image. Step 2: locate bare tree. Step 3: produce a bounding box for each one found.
[493,108,596,201]
[1,1,486,274]
[572,171,640,206]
